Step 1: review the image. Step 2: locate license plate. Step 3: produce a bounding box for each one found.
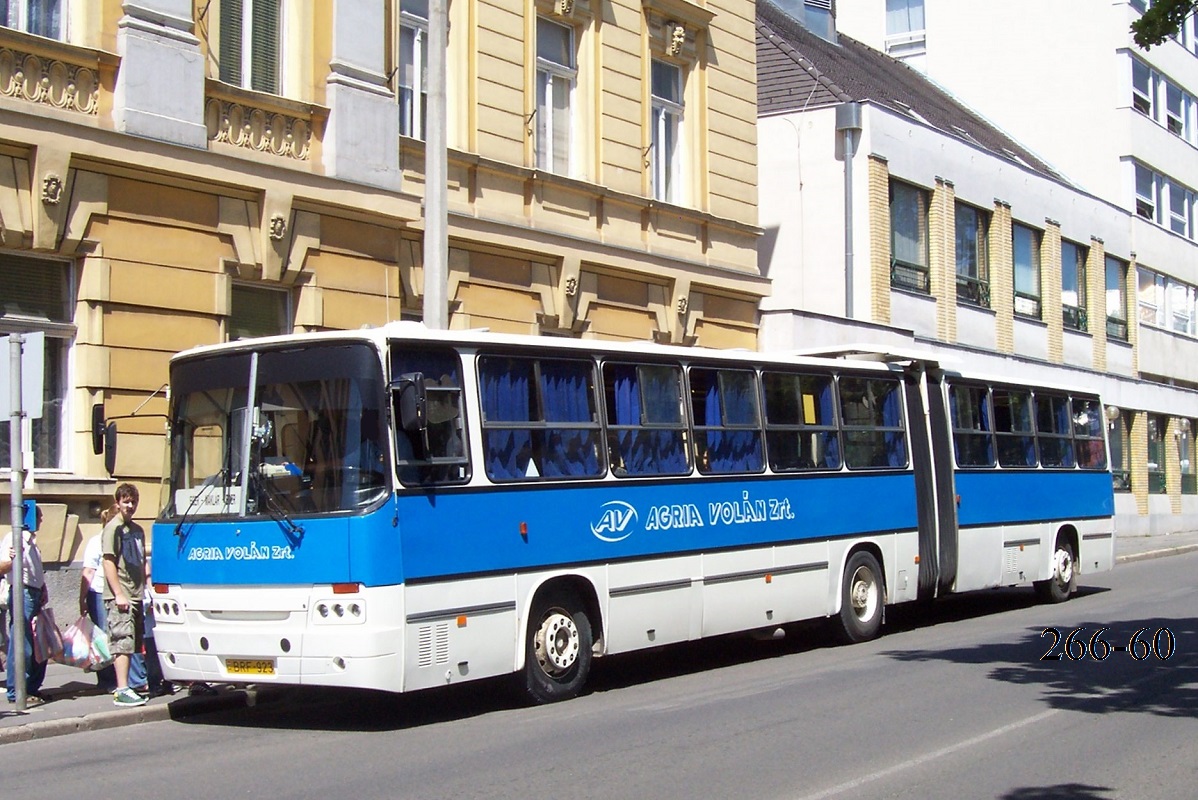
[226,658,275,675]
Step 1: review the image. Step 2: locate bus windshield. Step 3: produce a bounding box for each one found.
[163,342,388,519]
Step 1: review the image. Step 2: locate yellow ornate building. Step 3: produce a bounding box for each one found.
[0,0,764,558]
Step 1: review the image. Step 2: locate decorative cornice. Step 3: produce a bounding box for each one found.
[0,45,100,115]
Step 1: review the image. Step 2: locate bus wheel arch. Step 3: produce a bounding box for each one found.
[834,546,886,644]
[520,577,601,704]
[1035,527,1078,604]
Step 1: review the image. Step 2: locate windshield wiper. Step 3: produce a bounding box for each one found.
[173,469,228,542]
[252,470,305,542]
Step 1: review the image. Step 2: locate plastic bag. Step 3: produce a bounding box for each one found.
[32,607,64,664]
[59,614,113,671]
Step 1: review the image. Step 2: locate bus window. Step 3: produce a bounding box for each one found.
[602,362,689,477]
[762,371,840,471]
[949,383,995,467]
[994,388,1036,467]
[1036,392,1075,468]
[839,376,907,469]
[689,368,764,475]
[479,355,603,481]
[391,347,470,485]
[1072,397,1108,469]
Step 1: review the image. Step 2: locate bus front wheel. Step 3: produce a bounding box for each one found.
[835,551,884,644]
[523,589,593,704]
[1034,536,1076,603]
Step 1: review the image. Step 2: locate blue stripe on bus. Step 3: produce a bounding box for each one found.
[151,468,1112,588]
[953,469,1114,526]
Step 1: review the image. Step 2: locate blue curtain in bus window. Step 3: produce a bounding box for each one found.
[881,383,907,467]
[705,378,763,473]
[540,361,600,477]
[481,363,532,480]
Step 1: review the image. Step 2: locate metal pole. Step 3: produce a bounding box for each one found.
[423,0,449,330]
[8,332,28,711]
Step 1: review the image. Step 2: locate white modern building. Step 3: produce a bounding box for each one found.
[757,0,1198,536]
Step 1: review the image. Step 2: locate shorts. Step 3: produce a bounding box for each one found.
[105,599,144,657]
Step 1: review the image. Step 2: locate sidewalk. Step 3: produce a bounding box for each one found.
[2,529,1196,744]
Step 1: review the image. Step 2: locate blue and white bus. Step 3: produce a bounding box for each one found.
[147,324,1114,702]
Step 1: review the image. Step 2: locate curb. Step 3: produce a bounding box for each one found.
[1116,543,1198,564]
[0,689,263,745]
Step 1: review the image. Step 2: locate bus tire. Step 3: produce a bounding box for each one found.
[523,589,593,704]
[835,551,884,644]
[1034,536,1076,604]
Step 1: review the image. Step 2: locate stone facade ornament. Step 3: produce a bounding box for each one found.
[269,214,287,241]
[667,21,686,57]
[555,0,574,16]
[42,173,63,205]
[676,295,688,315]
[564,275,578,297]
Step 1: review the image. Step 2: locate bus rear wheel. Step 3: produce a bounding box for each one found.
[523,589,593,704]
[1034,536,1076,603]
[835,551,884,644]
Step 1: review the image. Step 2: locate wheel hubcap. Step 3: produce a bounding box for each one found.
[535,610,580,675]
[1054,548,1074,586]
[850,567,878,621]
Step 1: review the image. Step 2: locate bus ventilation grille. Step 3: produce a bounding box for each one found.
[417,623,451,668]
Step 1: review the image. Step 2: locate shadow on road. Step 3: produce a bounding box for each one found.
[885,610,1195,719]
[175,582,1119,733]
[998,783,1115,799]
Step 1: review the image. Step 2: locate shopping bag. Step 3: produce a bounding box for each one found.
[60,615,102,669]
[89,621,113,670]
[31,607,64,664]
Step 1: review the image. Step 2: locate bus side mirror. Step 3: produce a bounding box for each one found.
[395,372,428,435]
[104,422,118,476]
[92,403,106,454]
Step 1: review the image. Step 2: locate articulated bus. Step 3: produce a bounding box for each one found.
[148,324,1114,702]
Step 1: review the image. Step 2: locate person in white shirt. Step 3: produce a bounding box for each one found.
[1,505,48,706]
[78,528,118,692]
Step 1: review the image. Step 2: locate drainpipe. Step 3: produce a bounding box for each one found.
[836,102,862,319]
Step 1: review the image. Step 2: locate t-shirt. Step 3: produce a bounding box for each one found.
[82,535,107,594]
[1,528,45,591]
[100,516,146,602]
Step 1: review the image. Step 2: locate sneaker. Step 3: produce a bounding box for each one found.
[153,681,178,697]
[22,695,44,709]
[188,682,218,697]
[113,687,148,707]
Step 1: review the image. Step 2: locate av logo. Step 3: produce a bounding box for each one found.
[590,500,638,542]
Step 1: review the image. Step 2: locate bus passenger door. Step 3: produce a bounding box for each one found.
[903,366,959,600]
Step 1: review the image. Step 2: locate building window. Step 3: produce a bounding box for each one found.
[0,255,73,471]
[650,59,684,204]
[1147,414,1167,494]
[1061,240,1087,331]
[1166,82,1186,136]
[1132,58,1154,116]
[219,0,282,95]
[1109,410,1130,491]
[1170,280,1197,336]
[1168,183,1193,236]
[536,17,576,175]
[398,0,428,140]
[1106,256,1129,340]
[1181,419,1195,495]
[229,284,290,340]
[1012,223,1041,318]
[0,0,61,39]
[955,203,990,308]
[1138,268,1167,327]
[1135,163,1158,221]
[884,0,925,57]
[890,180,930,293]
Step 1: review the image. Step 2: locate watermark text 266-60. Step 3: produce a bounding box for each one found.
[1039,626,1176,661]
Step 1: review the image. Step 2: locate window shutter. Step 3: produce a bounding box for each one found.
[250,0,281,94]
[220,0,244,86]
[230,285,289,340]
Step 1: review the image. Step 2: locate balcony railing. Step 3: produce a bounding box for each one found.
[204,79,326,161]
[1107,316,1129,341]
[1147,469,1166,494]
[1183,474,1197,495]
[1112,470,1131,492]
[891,259,929,294]
[1062,304,1088,331]
[1014,291,1041,319]
[956,274,990,308]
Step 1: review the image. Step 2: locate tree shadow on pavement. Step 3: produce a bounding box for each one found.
[883,613,1195,719]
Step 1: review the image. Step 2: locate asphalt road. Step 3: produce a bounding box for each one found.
[8,553,1195,800]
